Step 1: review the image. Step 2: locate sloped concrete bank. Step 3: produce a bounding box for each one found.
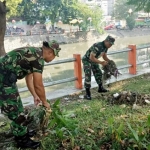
[5,28,150,52]
[4,30,101,52]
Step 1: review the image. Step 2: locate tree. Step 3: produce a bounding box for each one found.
[18,0,103,33]
[114,0,135,20]
[144,7,150,18]
[59,0,78,24]
[0,0,22,56]
[72,2,103,33]
[18,0,43,25]
[6,0,22,18]
[19,0,63,29]
[127,0,150,11]
[126,15,135,30]
[127,0,150,17]
[114,0,137,30]
[0,1,7,56]
[37,0,63,31]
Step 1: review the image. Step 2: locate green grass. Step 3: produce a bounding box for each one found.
[40,74,150,150]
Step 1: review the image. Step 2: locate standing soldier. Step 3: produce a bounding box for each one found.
[0,40,61,149]
[82,35,115,100]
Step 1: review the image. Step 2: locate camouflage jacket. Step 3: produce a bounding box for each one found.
[0,47,44,79]
[82,41,108,62]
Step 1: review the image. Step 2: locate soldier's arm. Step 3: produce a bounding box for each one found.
[25,73,38,98]
[90,52,107,66]
[32,72,50,109]
[102,53,110,62]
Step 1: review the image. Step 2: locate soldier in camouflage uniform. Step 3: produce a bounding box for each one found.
[0,40,61,149]
[82,35,115,100]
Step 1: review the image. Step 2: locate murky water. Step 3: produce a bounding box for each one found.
[18,35,150,98]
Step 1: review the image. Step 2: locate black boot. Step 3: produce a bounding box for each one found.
[84,88,92,100]
[15,134,40,149]
[98,83,109,93]
[28,129,36,137]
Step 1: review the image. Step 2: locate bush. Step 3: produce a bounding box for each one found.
[126,16,135,30]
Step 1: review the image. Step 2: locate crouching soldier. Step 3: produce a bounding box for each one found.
[0,40,61,149]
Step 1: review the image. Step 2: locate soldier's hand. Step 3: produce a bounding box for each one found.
[101,61,108,66]
[42,101,51,110]
[34,95,41,106]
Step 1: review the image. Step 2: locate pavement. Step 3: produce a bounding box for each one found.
[21,67,150,106]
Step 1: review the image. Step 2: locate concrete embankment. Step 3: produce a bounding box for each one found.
[5,28,150,52]
[4,30,102,52]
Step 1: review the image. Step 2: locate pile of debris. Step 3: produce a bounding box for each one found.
[95,90,150,107]
[61,89,150,108]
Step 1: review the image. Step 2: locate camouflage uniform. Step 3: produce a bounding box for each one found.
[82,42,108,88]
[0,47,44,136]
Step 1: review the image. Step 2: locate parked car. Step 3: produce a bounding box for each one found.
[104,24,115,30]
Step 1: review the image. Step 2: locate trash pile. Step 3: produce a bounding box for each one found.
[96,90,150,107]
[61,89,150,109]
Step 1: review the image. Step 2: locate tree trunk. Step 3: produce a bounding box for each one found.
[51,24,55,31]
[0,1,7,56]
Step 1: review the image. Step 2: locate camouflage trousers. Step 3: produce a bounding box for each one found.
[82,59,102,88]
[0,74,27,137]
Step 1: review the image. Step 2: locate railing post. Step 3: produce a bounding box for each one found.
[128,44,136,74]
[73,54,82,89]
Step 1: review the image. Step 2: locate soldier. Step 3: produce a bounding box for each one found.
[0,40,61,149]
[82,35,115,100]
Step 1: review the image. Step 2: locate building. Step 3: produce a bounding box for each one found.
[81,0,115,16]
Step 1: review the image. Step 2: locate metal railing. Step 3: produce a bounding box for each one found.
[19,55,81,93]
[136,45,150,65]
[44,58,76,66]
[19,44,150,93]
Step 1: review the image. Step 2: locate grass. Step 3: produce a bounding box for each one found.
[1,74,150,150]
[40,74,150,150]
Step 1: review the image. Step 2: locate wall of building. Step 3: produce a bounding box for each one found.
[82,0,115,16]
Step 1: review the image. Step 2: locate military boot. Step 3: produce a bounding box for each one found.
[98,83,109,93]
[28,129,36,137]
[84,88,92,100]
[15,134,40,149]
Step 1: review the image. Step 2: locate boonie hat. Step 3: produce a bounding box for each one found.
[48,40,61,57]
[105,35,115,45]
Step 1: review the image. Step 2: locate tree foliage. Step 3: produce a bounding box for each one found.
[18,0,63,25]
[114,0,135,20]
[18,0,103,33]
[127,0,150,12]
[18,0,42,25]
[38,0,62,26]
[59,0,78,24]
[4,0,22,18]
[72,2,103,32]
[114,0,137,30]
[126,15,135,30]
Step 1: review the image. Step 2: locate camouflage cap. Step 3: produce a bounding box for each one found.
[105,35,115,45]
[48,40,61,57]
